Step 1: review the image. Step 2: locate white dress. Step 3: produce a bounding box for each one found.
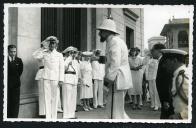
[128,56,143,95]
[80,61,93,99]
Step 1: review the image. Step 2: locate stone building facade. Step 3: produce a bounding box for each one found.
[6,7,144,118]
[147,36,166,50]
[160,18,189,53]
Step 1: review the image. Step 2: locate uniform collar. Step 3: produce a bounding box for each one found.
[157,55,162,62]
[173,65,186,77]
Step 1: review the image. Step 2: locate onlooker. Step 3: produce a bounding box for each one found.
[145,53,160,111]
[91,49,105,109]
[128,48,143,110]
[80,51,94,111]
[161,49,188,119]
[7,45,23,118]
[151,43,174,119]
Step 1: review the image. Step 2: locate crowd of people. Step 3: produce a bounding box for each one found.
[7,18,189,120]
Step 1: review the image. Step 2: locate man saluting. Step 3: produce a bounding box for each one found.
[33,36,64,119]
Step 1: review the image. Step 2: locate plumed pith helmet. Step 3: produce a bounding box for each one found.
[97,19,119,34]
[62,46,78,53]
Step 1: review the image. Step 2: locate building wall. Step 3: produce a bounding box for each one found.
[170,26,189,52]
[8,7,41,118]
[148,37,166,50]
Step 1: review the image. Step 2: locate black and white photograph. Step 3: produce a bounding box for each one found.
[3,4,193,123]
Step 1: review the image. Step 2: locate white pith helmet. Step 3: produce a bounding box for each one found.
[97,18,119,34]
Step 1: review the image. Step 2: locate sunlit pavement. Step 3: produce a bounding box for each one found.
[57,102,161,119]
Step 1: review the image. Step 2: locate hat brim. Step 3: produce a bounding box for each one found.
[96,28,120,35]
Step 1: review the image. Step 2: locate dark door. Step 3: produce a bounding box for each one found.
[126,26,134,49]
[41,8,81,51]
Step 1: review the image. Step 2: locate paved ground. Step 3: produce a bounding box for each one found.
[57,102,161,119]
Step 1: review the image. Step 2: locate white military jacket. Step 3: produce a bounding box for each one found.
[64,56,80,85]
[105,35,133,90]
[33,48,64,82]
[172,65,188,119]
[91,60,105,80]
[32,48,45,80]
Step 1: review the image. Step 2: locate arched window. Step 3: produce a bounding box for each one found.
[178,30,188,47]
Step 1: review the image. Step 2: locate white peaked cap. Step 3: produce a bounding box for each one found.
[62,46,78,53]
[82,51,93,57]
[161,49,188,56]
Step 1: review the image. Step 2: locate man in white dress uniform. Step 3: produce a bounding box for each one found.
[97,18,133,119]
[34,36,64,119]
[62,46,80,119]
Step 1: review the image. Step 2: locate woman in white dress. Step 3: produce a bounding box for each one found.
[128,48,143,110]
[80,52,94,111]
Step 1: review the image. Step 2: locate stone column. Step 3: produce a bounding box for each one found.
[17,7,41,118]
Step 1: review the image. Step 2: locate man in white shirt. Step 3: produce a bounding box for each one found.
[34,36,64,119]
[91,49,105,109]
[97,18,133,119]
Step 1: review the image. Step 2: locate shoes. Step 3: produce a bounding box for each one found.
[132,104,136,110]
[150,105,155,109]
[83,106,89,111]
[57,109,63,113]
[137,105,142,110]
[99,105,104,108]
[154,107,159,111]
[88,106,93,110]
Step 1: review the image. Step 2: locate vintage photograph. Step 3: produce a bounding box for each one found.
[3,4,193,122]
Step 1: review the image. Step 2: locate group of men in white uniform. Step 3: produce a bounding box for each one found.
[32,18,189,119]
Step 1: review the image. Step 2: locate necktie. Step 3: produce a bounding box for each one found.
[11,57,14,62]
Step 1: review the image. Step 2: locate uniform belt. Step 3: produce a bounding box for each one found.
[65,71,76,74]
[39,66,44,69]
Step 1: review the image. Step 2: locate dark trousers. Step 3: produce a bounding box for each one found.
[160,102,174,119]
[7,87,20,118]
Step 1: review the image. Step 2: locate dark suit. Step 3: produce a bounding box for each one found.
[156,56,174,119]
[7,56,23,118]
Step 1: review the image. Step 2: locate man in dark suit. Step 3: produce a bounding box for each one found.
[7,45,23,118]
[151,43,174,119]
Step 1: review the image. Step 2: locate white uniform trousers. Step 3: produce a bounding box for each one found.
[43,80,58,119]
[62,84,77,118]
[38,79,45,116]
[106,84,129,119]
[148,80,160,108]
[93,80,104,108]
[57,87,63,111]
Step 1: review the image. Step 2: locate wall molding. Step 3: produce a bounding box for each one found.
[20,93,38,105]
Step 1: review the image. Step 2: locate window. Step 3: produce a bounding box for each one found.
[126,27,134,49]
[178,30,188,48]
